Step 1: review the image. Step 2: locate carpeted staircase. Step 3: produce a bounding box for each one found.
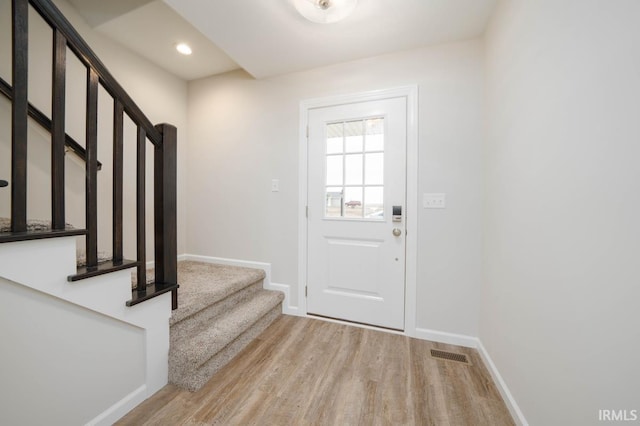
[168,261,284,391]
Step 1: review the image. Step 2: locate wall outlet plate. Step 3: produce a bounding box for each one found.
[424,193,446,209]
[271,179,280,192]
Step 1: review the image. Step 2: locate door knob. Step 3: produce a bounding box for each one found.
[392,228,402,237]
[0,180,8,188]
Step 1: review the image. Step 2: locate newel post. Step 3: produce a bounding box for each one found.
[154,123,178,309]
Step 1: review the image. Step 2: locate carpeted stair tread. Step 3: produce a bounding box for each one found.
[170,261,266,325]
[0,217,74,232]
[170,289,284,372]
[170,280,264,340]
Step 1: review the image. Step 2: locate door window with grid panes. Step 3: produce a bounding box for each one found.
[325,118,384,220]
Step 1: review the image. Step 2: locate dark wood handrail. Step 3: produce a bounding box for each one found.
[28,0,162,146]
[0,76,102,170]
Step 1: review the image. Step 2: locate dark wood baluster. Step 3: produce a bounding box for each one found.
[29,0,162,146]
[136,126,147,290]
[112,100,124,263]
[154,124,178,309]
[0,76,101,170]
[85,68,98,267]
[11,0,28,232]
[51,29,66,230]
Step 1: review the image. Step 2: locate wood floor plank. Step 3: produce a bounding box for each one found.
[116,315,514,426]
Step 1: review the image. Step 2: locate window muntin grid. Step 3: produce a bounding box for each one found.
[324,118,384,220]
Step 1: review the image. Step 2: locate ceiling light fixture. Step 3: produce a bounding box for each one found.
[293,0,358,24]
[175,43,192,55]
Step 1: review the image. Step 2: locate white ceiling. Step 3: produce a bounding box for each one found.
[67,0,154,27]
[92,1,238,81]
[68,0,497,81]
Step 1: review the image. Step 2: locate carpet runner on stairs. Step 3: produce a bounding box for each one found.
[169,261,284,392]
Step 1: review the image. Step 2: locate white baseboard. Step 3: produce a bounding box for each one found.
[146,254,188,269]
[180,254,299,314]
[413,328,527,425]
[414,327,479,348]
[476,340,528,426]
[182,254,271,282]
[88,385,147,426]
[268,282,300,316]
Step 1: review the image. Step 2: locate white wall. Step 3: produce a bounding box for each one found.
[0,236,172,425]
[0,276,145,425]
[482,1,640,424]
[0,0,188,257]
[187,40,485,336]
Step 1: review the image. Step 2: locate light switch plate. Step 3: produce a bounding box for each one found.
[424,193,446,209]
[271,179,280,192]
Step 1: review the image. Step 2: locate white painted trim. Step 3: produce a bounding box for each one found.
[182,254,272,285]
[404,85,419,337]
[477,340,529,426]
[414,327,478,348]
[87,385,147,426]
[268,282,300,316]
[146,254,187,269]
[301,86,419,110]
[146,254,189,269]
[298,100,309,315]
[180,254,300,314]
[298,85,419,335]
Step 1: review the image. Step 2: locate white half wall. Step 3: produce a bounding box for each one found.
[186,40,485,338]
[0,237,172,425]
[482,1,640,425]
[0,276,145,426]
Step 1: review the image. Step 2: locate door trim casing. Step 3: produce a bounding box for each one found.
[298,86,419,336]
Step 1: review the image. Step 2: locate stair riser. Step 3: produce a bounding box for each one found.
[170,280,263,342]
[169,304,282,392]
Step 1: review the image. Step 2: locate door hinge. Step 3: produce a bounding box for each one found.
[306,125,309,139]
[306,206,308,218]
[305,286,308,297]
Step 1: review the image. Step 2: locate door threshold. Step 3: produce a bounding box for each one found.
[306,313,405,335]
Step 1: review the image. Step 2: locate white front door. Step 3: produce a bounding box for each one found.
[306,96,407,330]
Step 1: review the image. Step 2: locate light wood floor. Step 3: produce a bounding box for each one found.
[117,315,514,426]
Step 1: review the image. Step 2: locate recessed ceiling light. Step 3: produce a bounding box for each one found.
[175,43,192,56]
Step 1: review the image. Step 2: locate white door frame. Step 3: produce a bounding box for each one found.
[298,86,419,337]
